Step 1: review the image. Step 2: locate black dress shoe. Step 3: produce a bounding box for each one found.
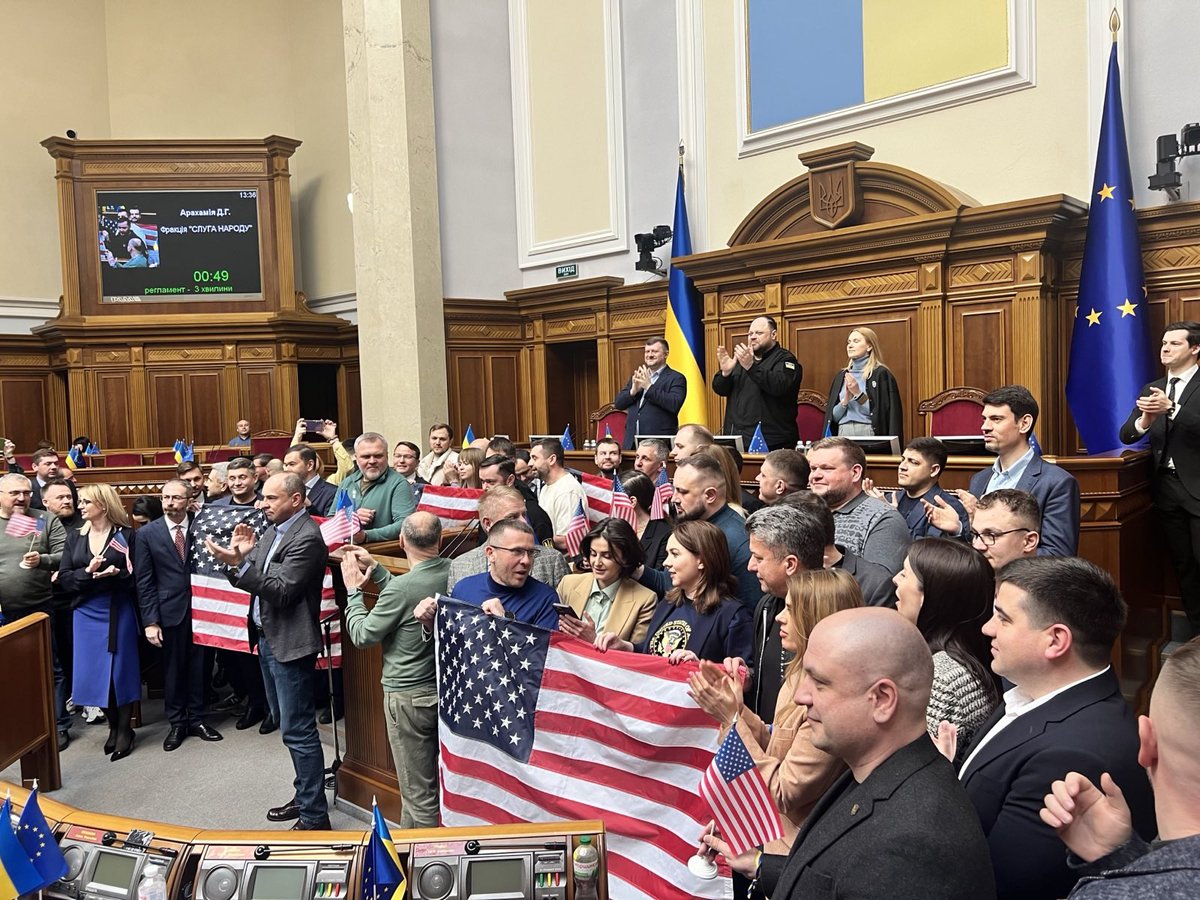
[57,730,70,751]
[187,723,223,742]
[267,799,301,822]
[290,816,332,831]
[258,716,279,735]
[163,726,187,752]
[235,706,266,730]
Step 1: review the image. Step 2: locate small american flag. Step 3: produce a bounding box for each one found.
[610,476,638,527]
[564,499,589,558]
[650,467,672,521]
[5,513,44,538]
[318,490,361,549]
[106,531,133,574]
[698,725,783,856]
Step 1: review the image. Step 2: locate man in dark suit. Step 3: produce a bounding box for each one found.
[928,385,1080,556]
[26,448,78,511]
[283,444,337,513]
[135,479,222,751]
[612,336,687,449]
[705,607,995,899]
[957,556,1156,900]
[207,473,330,830]
[1120,321,1200,631]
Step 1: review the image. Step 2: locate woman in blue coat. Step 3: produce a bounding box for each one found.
[59,482,141,761]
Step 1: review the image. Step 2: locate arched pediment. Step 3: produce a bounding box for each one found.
[729,142,978,246]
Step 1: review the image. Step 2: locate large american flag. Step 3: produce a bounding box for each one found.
[435,600,729,900]
[698,727,784,856]
[189,505,341,667]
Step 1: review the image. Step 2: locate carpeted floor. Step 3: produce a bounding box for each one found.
[2,698,369,831]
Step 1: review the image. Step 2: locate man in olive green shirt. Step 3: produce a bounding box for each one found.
[341,511,448,827]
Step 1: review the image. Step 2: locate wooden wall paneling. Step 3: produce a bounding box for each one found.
[451,353,488,438]
[95,371,133,449]
[1178,285,1200,323]
[1012,287,1054,447]
[239,367,277,431]
[542,344,577,439]
[66,364,92,447]
[340,363,363,438]
[188,372,225,445]
[49,372,69,449]
[948,301,1011,393]
[0,378,50,449]
[487,354,522,441]
[148,372,188,448]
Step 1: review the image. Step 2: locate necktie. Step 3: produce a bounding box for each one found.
[174,524,186,561]
[1168,376,1180,405]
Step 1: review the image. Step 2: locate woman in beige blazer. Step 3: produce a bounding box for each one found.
[557,518,657,647]
[688,568,862,852]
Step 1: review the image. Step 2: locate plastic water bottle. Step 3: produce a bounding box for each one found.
[573,835,599,900]
[137,864,167,900]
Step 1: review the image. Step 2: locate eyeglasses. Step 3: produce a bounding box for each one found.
[161,494,190,501]
[970,528,1030,547]
[491,545,538,559]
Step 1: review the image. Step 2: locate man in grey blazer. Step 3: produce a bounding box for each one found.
[704,607,995,899]
[207,472,330,830]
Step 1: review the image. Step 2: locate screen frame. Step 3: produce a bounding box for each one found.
[460,854,530,900]
[245,862,314,900]
[83,846,145,900]
[96,188,265,304]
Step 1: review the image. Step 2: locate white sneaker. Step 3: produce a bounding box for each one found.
[65,697,77,715]
[83,706,106,724]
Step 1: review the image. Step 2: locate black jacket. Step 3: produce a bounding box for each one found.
[762,737,996,899]
[1120,372,1200,502]
[712,342,802,450]
[746,593,788,724]
[823,364,903,442]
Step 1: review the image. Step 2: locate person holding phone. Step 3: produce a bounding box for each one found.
[556,518,657,646]
[597,519,751,665]
[57,483,140,761]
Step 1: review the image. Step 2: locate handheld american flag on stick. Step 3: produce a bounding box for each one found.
[564,499,589,558]
[435,600,728,900]
[698,725,784,856]
[106,531,133,574]
[610,475,638,527]
[4,512,44,539]
[650,467,672,521]
[318,489,362,549]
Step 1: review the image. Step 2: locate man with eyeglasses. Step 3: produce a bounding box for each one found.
[135,479,223,751]
[446,487,568,593]
[448,518,559,630]
[970,489,1042,570]
[0,472,70,748]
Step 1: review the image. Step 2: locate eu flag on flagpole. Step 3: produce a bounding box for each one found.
[748,423,768,454]
[16,787,68,886]
[664,163,707,429]
[1065,32,1154,454]
[361,799,405,900]
[560,424,575,451]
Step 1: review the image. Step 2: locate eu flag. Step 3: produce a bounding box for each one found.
[664,165,707,428]
[16,788,67,886]
[361,800,405,900]
[1065,38,1154,453]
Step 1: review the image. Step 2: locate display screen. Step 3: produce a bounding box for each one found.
[90,851,138,893]
[248,865,308,900]
[464,857,526,898]
[97,189,263,303]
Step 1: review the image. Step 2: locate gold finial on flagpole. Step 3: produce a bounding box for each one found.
[1109,8,1120,41]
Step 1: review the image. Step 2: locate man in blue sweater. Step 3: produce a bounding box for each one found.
[450,518,558,631]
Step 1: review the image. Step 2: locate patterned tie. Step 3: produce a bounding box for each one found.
[174,523,187,561]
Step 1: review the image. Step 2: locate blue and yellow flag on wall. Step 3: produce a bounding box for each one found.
[1065,30,1154,453]
[664,166,706,429]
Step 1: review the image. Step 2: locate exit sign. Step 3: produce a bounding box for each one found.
[555,263,579,280]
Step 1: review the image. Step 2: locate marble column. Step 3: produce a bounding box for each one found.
[342,0,447,444]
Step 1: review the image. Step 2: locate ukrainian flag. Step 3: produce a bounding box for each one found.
[462,425,476,449]
[664,165,706,428]
[0,796,42,900]
[66,446,83,471]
